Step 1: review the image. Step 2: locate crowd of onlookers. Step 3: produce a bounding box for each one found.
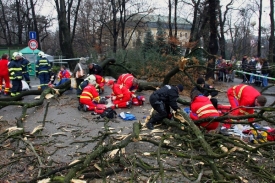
[215,55,271,87]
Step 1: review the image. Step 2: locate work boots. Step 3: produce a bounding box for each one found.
[146,118,154,130]
[126,101,132,109]
[77,104,84,111]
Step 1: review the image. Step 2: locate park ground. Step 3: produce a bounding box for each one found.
[0,75,274,182]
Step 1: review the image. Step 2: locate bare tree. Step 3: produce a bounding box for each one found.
[208,0,219,55]
[256,0,263,57]
[269,0,274,62]
[174,0,178,37]
[54,0,81,67]
[29,0,40,49]
[0,0,51,48]
[168,0,172,37]
[183,0,208,55]
[98,0,153,53]
[0,1,12,45]
[217,0,233,59]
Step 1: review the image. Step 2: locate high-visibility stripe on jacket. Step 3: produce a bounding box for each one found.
[36,58,51,74]
[8,60,22,80]
[79,84,100,102]
[95,74,105,88]
[190,95,219,130]
[20,58,32,73]
[117,73,135,90]
[227,84,260,122]
[191,96,219,118]
[77,80,89,97]
[111,83,131,99]
[232,85,247,100]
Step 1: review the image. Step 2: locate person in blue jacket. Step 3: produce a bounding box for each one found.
[18,52,32,88]
[36,51,51,90]
[8,52,23,97]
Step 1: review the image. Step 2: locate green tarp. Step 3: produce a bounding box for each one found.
[19,47,41,76]
[19,47,41,54]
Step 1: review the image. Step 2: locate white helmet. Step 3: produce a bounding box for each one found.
[12,52,19,57]
[38,51,45,57]
[84,74,96,85]
[18,52,23,57]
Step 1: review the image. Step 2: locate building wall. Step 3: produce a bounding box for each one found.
[125,27,191,49]
[98,14,191,51]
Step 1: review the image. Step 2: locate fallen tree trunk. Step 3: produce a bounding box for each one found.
[1,52,275,183]
[0,80,71,128]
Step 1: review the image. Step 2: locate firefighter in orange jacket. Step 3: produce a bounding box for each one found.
[190,90,220,131]
[117,73,138,92]
[95,74,105,93]
[106,80,132,108]
[79,84,101,112]
[227,84,266,124]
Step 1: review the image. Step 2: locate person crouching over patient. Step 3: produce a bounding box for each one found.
[116,73,139,93]
[79,83,100,112]
[190,90,220,131]
[106,80,133,109]
[224,84,267,129]
[94,74,105,93]
[191,77,219,109]
[146,84,184,130]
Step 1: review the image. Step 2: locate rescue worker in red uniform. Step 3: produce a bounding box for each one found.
[106,80,132,108]
[117,73,138,92]
[0,54,10,95]
[191,77,219,108]
[79,84,101,112]
[226,84,266,125]
[95,74,105,93]
[77,75,96,98]
[189,90,220,131]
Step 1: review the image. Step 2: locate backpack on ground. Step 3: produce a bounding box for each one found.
[100,107,117,119]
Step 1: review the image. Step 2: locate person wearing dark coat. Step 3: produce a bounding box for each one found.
[88,63,103,76]
[241,55,249,83]
[191,77,219,109]
[18,52,32,88]
[9,52,23,96]
[146,84,184,130]
[261,59,270,87]
[248,56,257,84]
[36,51,51,90]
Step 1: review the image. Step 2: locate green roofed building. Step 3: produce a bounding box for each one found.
[101,14,191,49]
